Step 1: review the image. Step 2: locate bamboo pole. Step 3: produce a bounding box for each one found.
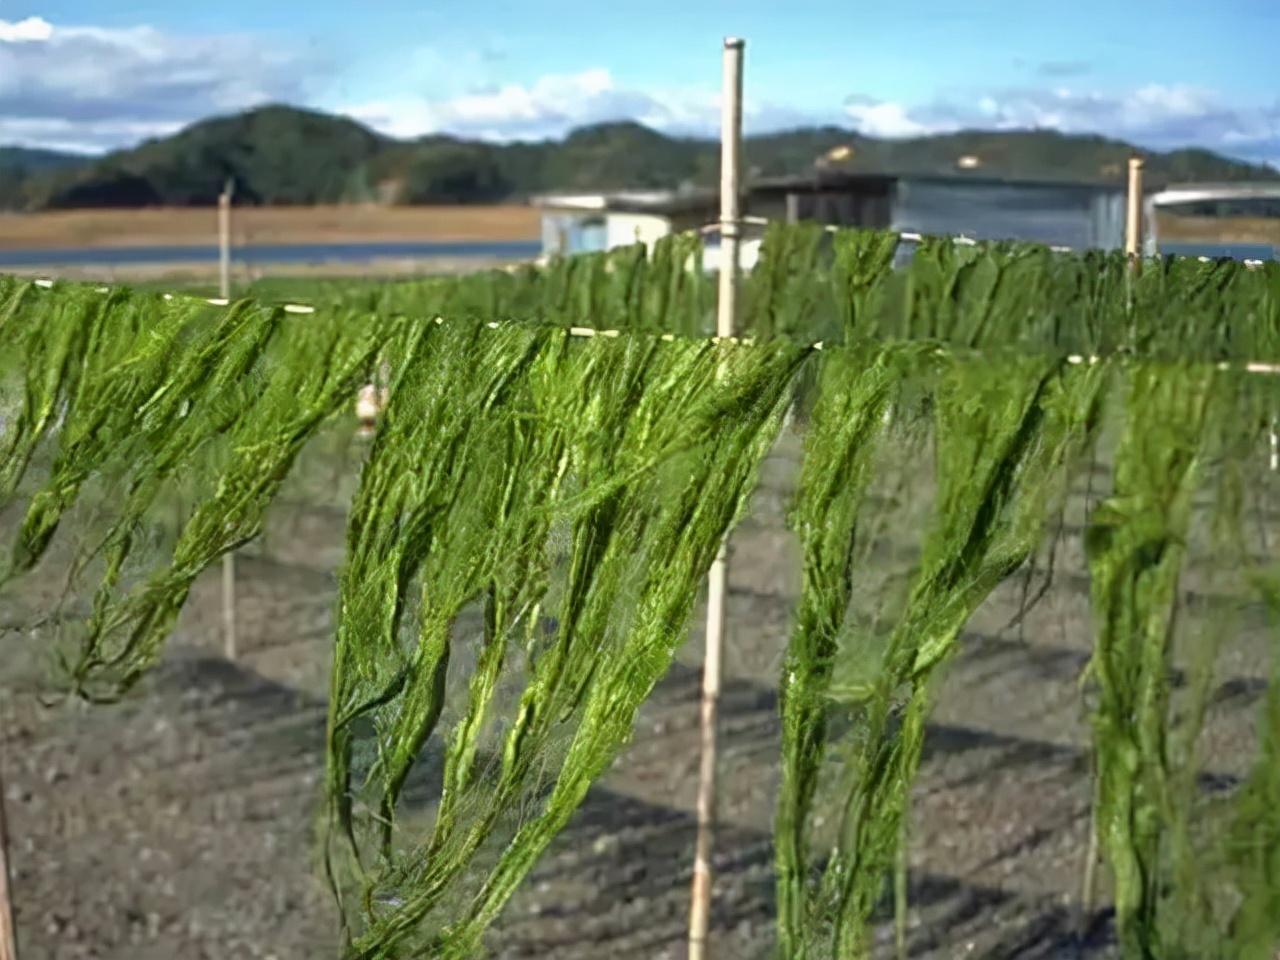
[218,180,238,662]
[218,181,232,299]
[1077,782,1101,942]
[0,720,16,960]
[1125,156,1144,268]
[688,35,744,960]
[0,765,16,960]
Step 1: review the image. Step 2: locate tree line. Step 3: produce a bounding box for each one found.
[2,104,1276,211]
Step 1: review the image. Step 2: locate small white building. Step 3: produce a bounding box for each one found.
[532,189,764,272]
[534,191,678,256]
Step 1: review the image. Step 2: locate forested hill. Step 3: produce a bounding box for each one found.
[3,104,1277,211]
[1,146,96,209]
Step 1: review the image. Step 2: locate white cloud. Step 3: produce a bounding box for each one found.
[843,85,1280,166]
[339,68,811,142]
[0,15,52,42]
[0,15,321,153]
[842,97,932,139]
[2,18,1276,170]
[344,72,1278,166]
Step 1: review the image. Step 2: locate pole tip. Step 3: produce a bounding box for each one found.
[724,36,744,48]
[1128,155,1144,169]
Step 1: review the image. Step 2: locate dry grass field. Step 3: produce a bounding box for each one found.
[2,207,1274,254]
[0,204,542,250]
[1155,213,1280,245]
[0,256,518,286]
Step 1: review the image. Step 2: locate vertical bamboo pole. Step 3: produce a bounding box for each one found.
[1125,156,1144,269]
[0,756,16,960]
[1077,783,1101,941]
[218,180,238,662]
[688,35,744,960]
[222,551,237,661]
[218,181,232,299]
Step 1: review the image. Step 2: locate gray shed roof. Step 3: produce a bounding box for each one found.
[533,168,1137,220]
[751,169,1126,196]
[1149,181,1280,207]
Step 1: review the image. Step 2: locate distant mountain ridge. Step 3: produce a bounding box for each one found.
[1,146,98,210]
[0,146,93,170]
[2,104,1277,212]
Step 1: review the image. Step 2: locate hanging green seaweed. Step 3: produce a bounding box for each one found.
[324,321,808,958]
[3,230,1280,960]
[1075,362,1280,960]
[4,294,284,581]
[345,231,712,339]
[774,342,911,959]
[1083,361,1218,958]
[416,340,803,960]
[0,280,120,511]
[1146,368,1274,958]
[137,224,1280,360]
[742,220,834,341]
[1221,567,1280,960]
[73,308,384,698]
[829,228,900,344]
[0,281,388,697]
[793,348,1109,957]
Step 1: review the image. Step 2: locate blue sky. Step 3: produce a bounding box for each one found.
[2,0,1278,163]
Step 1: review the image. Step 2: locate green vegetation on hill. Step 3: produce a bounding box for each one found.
[3,104,1278,211]
[0,146,91,171]
[0,146,96,209]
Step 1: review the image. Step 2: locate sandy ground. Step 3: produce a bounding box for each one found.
[1155,214,1280,246]
[0,206,541,251]
[0,422,1274,960]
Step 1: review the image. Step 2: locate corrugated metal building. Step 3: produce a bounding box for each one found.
[532,170,1132,270]
[751,171,1127,251]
